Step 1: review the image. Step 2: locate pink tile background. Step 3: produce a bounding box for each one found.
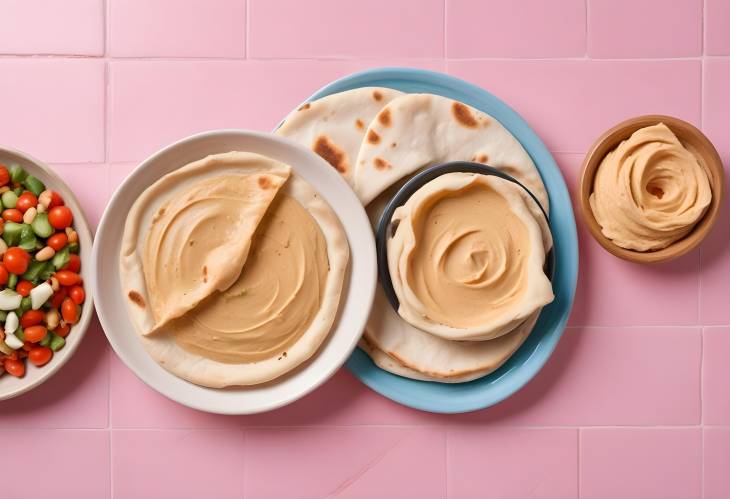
[1,1,728,498]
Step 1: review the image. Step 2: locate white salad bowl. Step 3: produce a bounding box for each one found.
[92,130,377,415]
[0,146,94,401]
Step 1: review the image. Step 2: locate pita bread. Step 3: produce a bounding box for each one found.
[120,152,350,387]
[353,93,549,211]
[120,152,290,335]
[277,87,403,186]
[362,285,540,382]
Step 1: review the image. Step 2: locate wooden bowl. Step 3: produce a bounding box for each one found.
[579,115,725,264]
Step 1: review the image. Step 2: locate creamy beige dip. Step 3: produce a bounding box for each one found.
[387,173,554,341]
[590,123,712,251]
[404,183,530,329]
[167,193,329,364]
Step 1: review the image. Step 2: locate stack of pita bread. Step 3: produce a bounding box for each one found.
[278,88,553,383]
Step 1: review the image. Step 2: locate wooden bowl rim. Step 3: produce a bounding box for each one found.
[578,114,725,264]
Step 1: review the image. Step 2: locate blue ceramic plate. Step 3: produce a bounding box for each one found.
[302,68,578,413]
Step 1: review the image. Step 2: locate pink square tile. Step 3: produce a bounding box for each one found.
[706,0,730,54]
[588,0,701,58]
[248,0,444,59]
[702,327,730,424]
[453,327,701,426]
[0,0,103,55]
[700,59,730,324]
[581,428,701,499]
[446,0,586,58]
[109,60,356,162]
[448,428,578,498]
[0,319,109,429]
[704,427,730,499]
[0,429,110,498]
[110,355,239,428]
[109,0,246,57]
[0,59,105,163]
[52,164,110,229]
[448,60,701,153]
[245,427,445,499]
[113,429,244,499]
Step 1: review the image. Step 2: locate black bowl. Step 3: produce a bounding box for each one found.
[376,161,554,311]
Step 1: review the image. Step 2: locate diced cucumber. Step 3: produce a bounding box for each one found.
[39,262,55,281]
[13,187,23,197]
[52,246,70,270]
[39,332,52,347]
[1,190,18,209]
[68,242,79,254]
[0,310,7,322]
[2,221,23,246]
[22,175,45,197]
[15,328,25,341]
[22,260,48,283]
[7,273,17,290]
[49,333,65,352]
[31,213,54,238]
[18,223,37,251]
[19,296,31,313]
[8,164,27,184]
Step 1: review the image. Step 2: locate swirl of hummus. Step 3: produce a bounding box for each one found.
[159,191,329,364]
[387,173,554,342]
[590,123,712,251]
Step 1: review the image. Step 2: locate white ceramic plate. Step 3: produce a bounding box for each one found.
[0,146,94,401]
[92,130,377,414]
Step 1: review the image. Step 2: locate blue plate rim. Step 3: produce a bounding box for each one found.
[297,67,579,414]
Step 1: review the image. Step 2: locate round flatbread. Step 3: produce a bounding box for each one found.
[353,93,549,211]
[277,87,403,186]
[120,152,349,387]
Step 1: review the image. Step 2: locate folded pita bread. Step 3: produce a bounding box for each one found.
[120,152,350,387]
[353,93,549,211]
[277,87,403,186]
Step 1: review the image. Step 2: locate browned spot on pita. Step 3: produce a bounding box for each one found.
[128,291,145,308]
[355,119,364,130]
[377,108,391,127]
[390,142,397,148]
[298,103,311,111]
[373,90,383,101]
[313,135,348,173]
[202,265,208,283]
[283,351,287,357]
[374,157,391,171]
[152,206,166,224]
[452,102,478,128]
[258,176,272,189]
[472,154,488,163]
[367,129,381,144]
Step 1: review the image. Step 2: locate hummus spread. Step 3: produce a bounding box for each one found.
[387,173,554,341]
[164,193,329,364]
[590,123,712,251]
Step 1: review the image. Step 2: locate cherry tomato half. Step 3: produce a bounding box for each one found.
[50,288,67,309]
[3,247,31,275]
[47,233,68,251]
[62,254,81,273]
[20,309,45,328]
[15,280,33,297]
[23,325,47,343]
[61,297,79,324]
[54,322,70,338]
[28,347,53,367]
[15,192,37,213]
[0,165,9,187]
[4,358,25,377]
[2,209,23,223]
[0,264,8,286]
[54,270,81,287]
[68,285,85,305]
[47,190,64,209]
[48,206,73,230]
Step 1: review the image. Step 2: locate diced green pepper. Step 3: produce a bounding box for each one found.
[31,212,54,238]
[22,259,47,283]
[8,164,27,184]
[52,246,70,270]
[18,223,37,251]
[49,334,65,352]
[1,190,18,209]
[13,187,23,197]
[15,328,25,341]
[22,175,45,197]
[7,273,17,290]
[0,310,7,322]
[2,221,24,246]
[19,296,31,313]
[39,262,55,281]
[68,242,79,254]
